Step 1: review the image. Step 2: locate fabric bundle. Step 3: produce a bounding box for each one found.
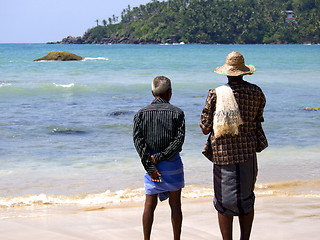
[213,84,243,138]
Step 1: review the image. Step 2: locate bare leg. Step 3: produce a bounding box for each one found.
[143,194,158,240]
[239,209,254,240]
[168,189,183,240]
[218,212,233,240]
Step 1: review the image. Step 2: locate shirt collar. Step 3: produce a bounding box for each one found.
[228,80,247,86]
[152,98,169,104]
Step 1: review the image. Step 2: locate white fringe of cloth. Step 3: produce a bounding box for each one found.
[213,84,243,138]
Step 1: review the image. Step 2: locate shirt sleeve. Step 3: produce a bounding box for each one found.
[133,113,157,175]
[200,89,216,133]
[152,111,185,164]
[255,89,268,152]
[255,89,266,122]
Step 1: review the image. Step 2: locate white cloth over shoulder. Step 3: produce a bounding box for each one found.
[213,84,243,138]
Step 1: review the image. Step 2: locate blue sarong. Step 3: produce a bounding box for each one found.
[144,152,184,201]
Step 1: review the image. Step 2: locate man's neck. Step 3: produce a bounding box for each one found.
[227,76,244,84]
[154,96,169,102]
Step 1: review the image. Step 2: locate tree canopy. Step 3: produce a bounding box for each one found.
[64,0,320,44]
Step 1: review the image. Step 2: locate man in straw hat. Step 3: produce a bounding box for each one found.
[133,76,185,240]
[200,51,268,240]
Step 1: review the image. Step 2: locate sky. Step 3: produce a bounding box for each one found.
[0,0,152,43]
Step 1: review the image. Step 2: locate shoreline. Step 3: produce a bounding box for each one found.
[0,195,319,239]
[1,180,319,214]
[46,41,320,45]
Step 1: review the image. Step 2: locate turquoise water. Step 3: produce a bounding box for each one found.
[0,43,319,206]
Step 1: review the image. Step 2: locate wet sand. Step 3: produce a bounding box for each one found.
[0,195,319,239]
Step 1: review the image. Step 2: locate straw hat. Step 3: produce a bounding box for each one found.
[214,51,255,76]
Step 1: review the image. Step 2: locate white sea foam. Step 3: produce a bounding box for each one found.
[1,182,319,209]
[0,188,145,208]
[0,186,211,208]
[0,82,11,87]
[35,60,56,62]
[0,170,13,176]
[53,83,75,88]
[82,57,109,61]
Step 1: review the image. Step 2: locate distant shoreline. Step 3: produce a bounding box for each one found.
[47,37,317,45]
[0,42,318,45]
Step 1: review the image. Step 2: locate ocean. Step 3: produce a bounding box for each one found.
[0,43,319,213]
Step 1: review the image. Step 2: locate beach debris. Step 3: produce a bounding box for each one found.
[34,51,83,61]
[304,107,320,111]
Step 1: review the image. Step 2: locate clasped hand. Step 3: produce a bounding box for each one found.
[150,155,162,182]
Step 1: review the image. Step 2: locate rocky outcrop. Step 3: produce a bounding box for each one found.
[34,51,83,61]
[47,36,85,44]
[47,34,180,45]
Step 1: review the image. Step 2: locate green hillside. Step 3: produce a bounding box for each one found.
[55,0,320,44]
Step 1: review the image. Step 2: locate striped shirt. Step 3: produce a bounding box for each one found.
[133,98,185,174]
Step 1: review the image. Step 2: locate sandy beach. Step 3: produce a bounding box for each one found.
[0,195,319,240]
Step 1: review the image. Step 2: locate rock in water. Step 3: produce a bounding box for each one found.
[34,51,83,61]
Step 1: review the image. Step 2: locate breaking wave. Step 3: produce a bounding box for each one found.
[53,83,75,88]
[82,57,109,61]
[1,181,319,209]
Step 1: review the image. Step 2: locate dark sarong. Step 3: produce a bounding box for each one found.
[213,154,257,216]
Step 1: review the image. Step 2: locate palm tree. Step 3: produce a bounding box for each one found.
[102,19,107,26]
[95,19,99,26]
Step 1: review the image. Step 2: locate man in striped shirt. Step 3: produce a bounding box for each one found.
[133,76,185,240]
